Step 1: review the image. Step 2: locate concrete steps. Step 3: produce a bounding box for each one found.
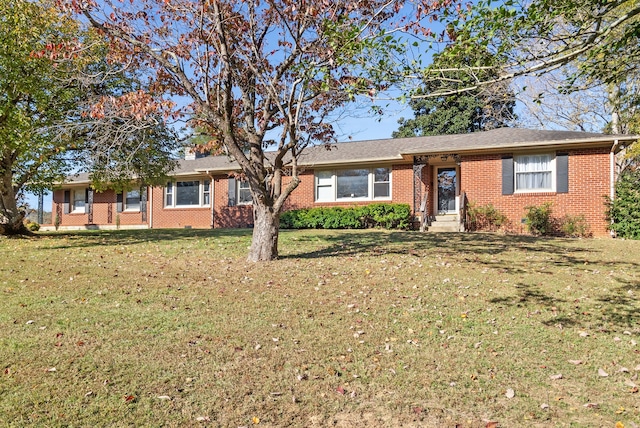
[426,215,461,232]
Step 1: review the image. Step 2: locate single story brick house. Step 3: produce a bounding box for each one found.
[51,128,638,236]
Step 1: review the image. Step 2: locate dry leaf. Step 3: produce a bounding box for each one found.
[568,359,583,365]
[195,416,210,422]
[252,416,260,424]
[505,388,515,399]
[598,368,609,377]
[583,403,599,408]
[615,422,624,428]
[541,403,550,410]
[624,379,638,388]
[486,422,498,428]
[124,395,135,403]
[46,367,56,372]
[549,373,563,380]
[157,395,171,400]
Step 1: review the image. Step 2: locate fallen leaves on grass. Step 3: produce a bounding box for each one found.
[598,368,609,377]
[505,389,515,399]
[549,374,563,380]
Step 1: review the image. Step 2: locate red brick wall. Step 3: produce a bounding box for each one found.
[212,175,254,228]
[461,147,611,236]
[150,185,212,229]
[52,188,148,228]
[281,165,414,210]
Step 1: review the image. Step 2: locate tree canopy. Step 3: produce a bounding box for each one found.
[394,47,515,137]
[0,0,180,235]
[438,0,640,91]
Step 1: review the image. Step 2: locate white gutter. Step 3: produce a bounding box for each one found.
[610,139,619,237]
[148,184,153,229]
[204,171,215,229]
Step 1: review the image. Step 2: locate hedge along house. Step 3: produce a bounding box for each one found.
[50,128,638,236]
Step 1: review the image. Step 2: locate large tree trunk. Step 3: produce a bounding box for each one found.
[0,176,31,236]
[248,202,280,261]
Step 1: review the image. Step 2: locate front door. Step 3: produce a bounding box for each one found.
[436,167,457,214]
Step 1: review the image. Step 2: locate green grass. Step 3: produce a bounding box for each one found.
[1,229,639,427]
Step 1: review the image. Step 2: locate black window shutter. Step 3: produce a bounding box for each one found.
[116,192,123,212]
[63,190,70,214]
[556,153,569,193]
[502,156,514,195]
[228,178,237,206]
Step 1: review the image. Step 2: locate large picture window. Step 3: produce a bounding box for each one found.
[515,154,554,191]
[165,180,211,207]
[315,168,392,202]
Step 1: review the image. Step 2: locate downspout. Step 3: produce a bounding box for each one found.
[206,171,215,229]
[610,139,619,237]
[148,184,153,229]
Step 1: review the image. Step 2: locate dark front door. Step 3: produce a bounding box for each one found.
[437,167,457,214]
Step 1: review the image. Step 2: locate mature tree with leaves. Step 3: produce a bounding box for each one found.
[440,0,640,90]
[394,47,515,137]
[0,0,82,235]
[60,0,466,261]
[0,0,179,235]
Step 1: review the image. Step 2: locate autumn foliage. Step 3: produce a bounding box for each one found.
[58,0,463,260]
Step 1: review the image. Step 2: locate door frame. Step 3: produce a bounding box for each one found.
[434,165,459,215]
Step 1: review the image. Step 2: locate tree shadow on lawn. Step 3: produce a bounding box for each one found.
[35,228,253,250]
[596,277,640,328]
[281,230,599,265]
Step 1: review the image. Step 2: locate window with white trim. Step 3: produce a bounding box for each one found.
[72,190,86,213]
[125,189,141,211]
[315,168,392,201]
[515,154,555,192]
[164,180,211,207]
[237,180,252,205]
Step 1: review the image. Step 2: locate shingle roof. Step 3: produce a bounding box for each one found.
[63,128,638,184]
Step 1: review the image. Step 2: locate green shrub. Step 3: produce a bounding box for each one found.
[607,169,640,239]
[280,203,410,230]
[524,202,554,236]
[559,214,591,238]
[466,202,507,231]
[361,203,411,229]
[24,220,40,232]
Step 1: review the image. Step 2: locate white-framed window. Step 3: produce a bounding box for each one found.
[315,167,392,202]
[515,154,555,192]
[72,189,86,213]
[237,180,252,205]
[164,179,211,207]
[125,189,141,211]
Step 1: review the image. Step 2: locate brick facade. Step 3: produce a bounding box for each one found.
[461,147,612,236]
[50,136,619,237]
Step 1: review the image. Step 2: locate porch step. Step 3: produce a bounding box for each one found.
[427,215,461,233]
